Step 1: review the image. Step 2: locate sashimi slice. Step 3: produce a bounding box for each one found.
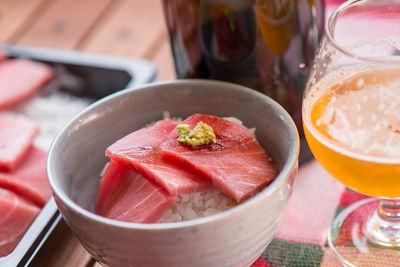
[106,119,210,196]
[0,113,40,171]
[0,146,51,207]
[160,114,278,202]
[0,50,6,62]
[0,59,54,110]
[0,188,40,257]
[95,161,176,223]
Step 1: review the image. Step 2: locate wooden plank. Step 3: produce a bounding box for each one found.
[15,0,113,49]
[152,33,176,81]
[0,0,48,42]
[29,220,93,267]
[80,0,167,59]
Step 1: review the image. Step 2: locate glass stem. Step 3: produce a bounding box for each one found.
[366,199,400,247]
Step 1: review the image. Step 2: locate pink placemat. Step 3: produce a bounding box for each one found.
[250,160,374,267]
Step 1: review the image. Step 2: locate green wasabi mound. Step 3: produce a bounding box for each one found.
[177,121,216,147]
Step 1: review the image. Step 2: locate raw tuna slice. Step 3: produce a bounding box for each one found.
[95,161,176,223]
[0,146,51,207]
[0,50,6,62]
[106,119,210,196]
[0,59,54,110]
[0,188,40,257]
[0,113,40,171]
[160,114,278,202]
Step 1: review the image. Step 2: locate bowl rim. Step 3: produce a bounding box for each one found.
[47,79,300,230]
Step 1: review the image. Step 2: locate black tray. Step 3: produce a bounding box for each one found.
[0,45,156,267]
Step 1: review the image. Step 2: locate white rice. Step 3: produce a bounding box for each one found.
[11,92,92,150]
[158,188,236,223]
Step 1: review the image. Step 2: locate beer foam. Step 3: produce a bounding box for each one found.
[304,67,400,162]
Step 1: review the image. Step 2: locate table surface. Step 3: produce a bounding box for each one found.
[0,1,389,266]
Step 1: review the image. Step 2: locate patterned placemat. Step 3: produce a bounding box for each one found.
[250,159,399,267]
[246,160,349,267]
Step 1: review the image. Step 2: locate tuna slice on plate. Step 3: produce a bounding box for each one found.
[0,113,40,171]
[106,118,210,196]
[0,50,5,62]
[95,161,176,223]
[0,146,51,207]
[0,59,54,110]
[0,188,40,257]
[160,114,278,202]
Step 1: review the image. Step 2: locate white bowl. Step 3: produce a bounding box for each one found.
[47,80,299,267]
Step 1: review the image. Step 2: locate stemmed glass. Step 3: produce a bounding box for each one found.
[302,0,400,265]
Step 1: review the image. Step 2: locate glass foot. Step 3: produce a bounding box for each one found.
[328,198,400,267]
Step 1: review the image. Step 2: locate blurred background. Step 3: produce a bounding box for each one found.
[0,0,343,84]
[0,0,176,81]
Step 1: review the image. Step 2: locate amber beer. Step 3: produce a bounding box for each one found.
[303,67,400,198]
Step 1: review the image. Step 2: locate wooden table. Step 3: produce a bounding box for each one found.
[0,0,175,265]
[0,0,176,81]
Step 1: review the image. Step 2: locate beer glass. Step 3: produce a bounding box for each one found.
[303,0,400,265]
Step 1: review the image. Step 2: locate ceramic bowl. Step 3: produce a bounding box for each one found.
[47,80,299,267]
